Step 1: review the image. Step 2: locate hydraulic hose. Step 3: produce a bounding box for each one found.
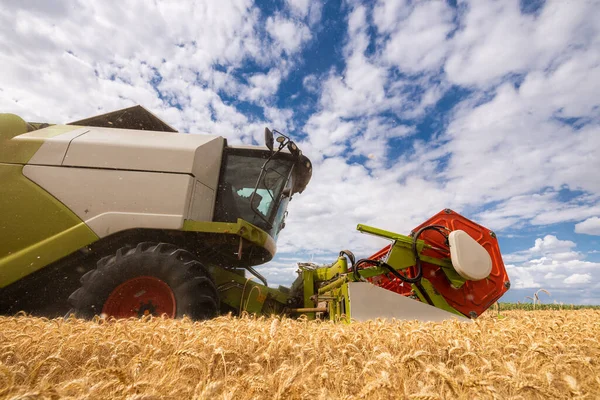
[353,224,450,284]
[407,224,450,283]
[339,250,355,269]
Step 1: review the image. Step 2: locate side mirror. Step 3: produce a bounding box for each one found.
[265,127,274,152]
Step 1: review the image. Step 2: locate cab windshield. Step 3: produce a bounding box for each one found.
[214,149,294,237]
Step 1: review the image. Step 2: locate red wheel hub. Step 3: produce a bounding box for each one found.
[102,276,176,318]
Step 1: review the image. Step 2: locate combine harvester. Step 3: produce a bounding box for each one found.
[0,106,510,322]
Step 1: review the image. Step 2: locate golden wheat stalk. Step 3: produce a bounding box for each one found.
[0,310,598,399]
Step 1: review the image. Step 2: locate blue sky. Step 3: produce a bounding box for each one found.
[1,0,600,304]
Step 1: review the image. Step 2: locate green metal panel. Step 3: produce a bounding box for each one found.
[183,219,276,256]
[302,269,315,318]
[439,265,467,288]
[0,114,30,139]
[319,281,350,323]
[314,256,348,281]
[209,265,290,315]
[412,278,464,317]
[357,224,420,249]
[0,164,99,288]
[317,274,349,295]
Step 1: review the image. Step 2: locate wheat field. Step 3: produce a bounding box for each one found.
[1,310,599,399]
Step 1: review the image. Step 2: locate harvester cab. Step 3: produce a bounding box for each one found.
[0,106,509,321]
[213,127,309,244]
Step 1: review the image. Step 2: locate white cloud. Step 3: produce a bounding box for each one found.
[372,0,411,34]
[503,235,600,298]
[532,200,600,226]
[530,235,575,254]
[445,0,600,87]
[544,272,566,280]
[377,0,455,73]
[243,70,283,102]
[266,14,312,54]
[306,3,323,26]
[503,235,580,264]
[443,81,600,203]
[506,266,541,289]
[302,74,320,94]
[0,0,312,144]
[575,217,600,236]
[297,0,600,259]
[285,0,310,18]
[350,118,412,167]
[476,192,600,233]
[428,1,600,238]
[316,6,389,120]
[564,273,592,285]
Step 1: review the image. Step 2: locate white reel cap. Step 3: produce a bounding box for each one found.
[448,230,492,281]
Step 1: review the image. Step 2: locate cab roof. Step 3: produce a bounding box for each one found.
[68,105,178,132]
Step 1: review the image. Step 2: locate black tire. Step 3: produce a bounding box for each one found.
[67,242,219,320]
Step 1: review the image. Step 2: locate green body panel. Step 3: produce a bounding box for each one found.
[183,219,276,256]
[0,114,30,139]
[186,221,290,313]
[412,278,465,317]
[313,256,348,281]
[302,268,315,318]
[0,115,79,164]
[438,265,466,288]
[209,265,291,314]
[0,163,99,288]
[324,282,349,323]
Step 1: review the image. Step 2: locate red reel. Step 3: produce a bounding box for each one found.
[364,209,510,318]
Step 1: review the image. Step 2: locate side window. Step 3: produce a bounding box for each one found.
[213,150,294,236]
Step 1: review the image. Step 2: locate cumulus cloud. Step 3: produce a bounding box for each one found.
[242,70,283,102]
[266,14,312,54]
[277,0,600,250]
[285,0,310,18]
[445,0,600,87]
[302,75,320,94]
[0,0,303,142]
[564,273,592,285]
[376,0,455,73]
[575,217,600,236]
[501,234,600,303]
[503,235,580,264]
[531,235,576,254]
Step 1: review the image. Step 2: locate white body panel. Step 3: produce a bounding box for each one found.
[188,180,215,221]
[23,166,197,237]
[27,128,89,165]
[348,282,470,322]
[21,126,227,237]
[63,127,224,190]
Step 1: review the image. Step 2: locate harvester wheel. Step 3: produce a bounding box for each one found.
[67,242,219,320]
